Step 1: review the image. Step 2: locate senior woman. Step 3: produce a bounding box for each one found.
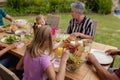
[67,1,95,40]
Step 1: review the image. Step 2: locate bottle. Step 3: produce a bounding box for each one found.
[52,26,56,35]
[52,26,56,41]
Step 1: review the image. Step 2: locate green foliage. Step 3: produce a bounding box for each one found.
[4,0,112,15]
[98,0,112,14]
[86,0,112,14]
[4,0,75,15]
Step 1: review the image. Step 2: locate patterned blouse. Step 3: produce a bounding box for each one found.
[67,16,95,37]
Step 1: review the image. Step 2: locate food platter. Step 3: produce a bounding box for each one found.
[1,35,19,44]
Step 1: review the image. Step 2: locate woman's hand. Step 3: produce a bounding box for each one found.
[71,32,80,37]
[71,32,85,38]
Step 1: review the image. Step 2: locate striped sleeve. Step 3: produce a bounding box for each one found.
[88,20,95,36]
[67,19,72,34]
[84,19,95,37]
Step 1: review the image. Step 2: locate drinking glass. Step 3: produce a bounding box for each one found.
[20,33,25,42]
[83,39,92,53]
[56,47,63,57]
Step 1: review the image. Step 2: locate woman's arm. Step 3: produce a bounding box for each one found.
[16,57,24,70]
[71,32,94,40]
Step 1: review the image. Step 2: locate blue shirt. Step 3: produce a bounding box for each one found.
[0,8,7,26]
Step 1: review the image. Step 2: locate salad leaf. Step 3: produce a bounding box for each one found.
[25,35,32,40]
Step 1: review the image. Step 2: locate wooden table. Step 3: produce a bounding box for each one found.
[64,42,117,80]
[0,32,118,80]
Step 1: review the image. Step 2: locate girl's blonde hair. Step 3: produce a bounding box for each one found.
[36,14,44,21]
[33,14,45,35]
[27,26,53,58]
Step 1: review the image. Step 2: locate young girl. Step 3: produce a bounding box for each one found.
[36,14,45,26]
[33,14,46,35]
[16,26,70,80]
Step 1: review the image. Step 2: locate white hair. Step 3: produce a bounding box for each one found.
[71,1,85,14]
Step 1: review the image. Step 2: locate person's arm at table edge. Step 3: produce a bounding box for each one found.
[0,47,11,56]
[116,50,120,55]
[88,54,120,80]
[0,43,16,56]
[93,61,119,80]
[4,14,14,22]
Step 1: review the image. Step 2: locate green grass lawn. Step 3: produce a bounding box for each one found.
[3,13,120,67]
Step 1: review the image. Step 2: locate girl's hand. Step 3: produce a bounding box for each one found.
[61,49,70,62]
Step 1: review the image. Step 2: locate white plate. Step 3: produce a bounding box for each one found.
[15,30,26,35]
[56,34,70,40]
[90,49,113,64]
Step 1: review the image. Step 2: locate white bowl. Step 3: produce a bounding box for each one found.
[15,30,26,35]
[15,19,27,28]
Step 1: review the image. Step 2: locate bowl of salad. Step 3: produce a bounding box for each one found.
[1,35,20,44]
[66,54,83,72]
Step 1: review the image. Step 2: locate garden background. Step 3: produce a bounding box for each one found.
[1,0,120,67]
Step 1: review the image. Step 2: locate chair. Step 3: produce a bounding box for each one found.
[0,64,19,80]
[46,14,60,29]
[110,55,119,67]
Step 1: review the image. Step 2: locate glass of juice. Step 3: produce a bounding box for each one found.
[57,47,63,57]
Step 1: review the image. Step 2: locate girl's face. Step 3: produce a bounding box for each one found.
[36,18,45,25]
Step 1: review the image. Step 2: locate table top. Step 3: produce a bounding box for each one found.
[0,32,118,80]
